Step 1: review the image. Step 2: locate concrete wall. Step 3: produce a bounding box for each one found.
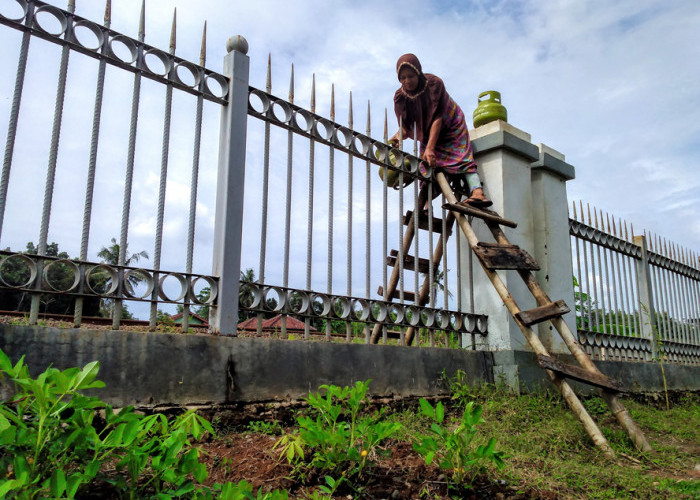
[2,325,697,409]
[0,325,494,407]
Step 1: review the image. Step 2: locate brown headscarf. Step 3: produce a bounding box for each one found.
[394,54,449,145]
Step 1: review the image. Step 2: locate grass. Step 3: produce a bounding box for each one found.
[431,381,700,499]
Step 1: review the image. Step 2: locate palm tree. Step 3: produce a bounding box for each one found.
[94,238,149,318]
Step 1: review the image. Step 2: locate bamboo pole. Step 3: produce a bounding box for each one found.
[436,172,615,459]
[404,211,456,345]
[487,210,652,453]
[369,184,429,343]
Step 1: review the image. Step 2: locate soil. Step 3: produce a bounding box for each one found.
[197,433,545,499]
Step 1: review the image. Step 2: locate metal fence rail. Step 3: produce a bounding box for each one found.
[239,59,487,347]
[0,0,223,331]
[570,202,700,365]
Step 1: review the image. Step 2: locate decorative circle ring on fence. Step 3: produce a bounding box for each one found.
[43,259,80,293]
[0,0,29,22]
[123,269,154,299]
[73,19,105,51]
[85,264,119,296]
[174,61,201,88]
[107,35,138,64]
[33,5,68,36]
[143,48,172,77]
[0,254,38,288]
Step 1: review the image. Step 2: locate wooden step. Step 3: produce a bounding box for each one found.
[442,202,517,228]
[403,210,444,234]
[537,355,623,392]
[515,300,570,326]
[377,285,416,302]
[472,242,540,271]
[387,249,433,274]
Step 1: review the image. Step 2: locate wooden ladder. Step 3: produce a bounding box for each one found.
[371,171,651,458]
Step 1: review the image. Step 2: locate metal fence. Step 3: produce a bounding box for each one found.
[570,202,700,365]
[0,0,486,347]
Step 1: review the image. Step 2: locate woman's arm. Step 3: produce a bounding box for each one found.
[422,117,443,168]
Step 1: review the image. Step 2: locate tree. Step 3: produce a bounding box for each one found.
[0,242,100,316]
[94,238,149,319]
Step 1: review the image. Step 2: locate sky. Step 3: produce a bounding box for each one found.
[0,0,698,319]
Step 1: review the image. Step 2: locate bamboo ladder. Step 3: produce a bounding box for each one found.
[370,171,651,458]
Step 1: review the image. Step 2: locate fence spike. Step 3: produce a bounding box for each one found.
[348,91,353,129]
[68,0,75,13]
[199,21,207,66]
[612,217,618,237]
[593,206,599,229]
[571,200,575,219]
[606,212,611,233]
[169,8,176,54]
[266,54,271,93]
[104,0,112,26]
[288,64,294,104]
[623,219,629,241]
[366,100,371,136]
[330,84,335,121]
[586,203,592,226]
[383,108,388,143]
[311,73,315,113]
[579,201,584,224]
[138,0,146,42]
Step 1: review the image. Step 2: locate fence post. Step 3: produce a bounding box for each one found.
[633,235,657,360]
[210,36,249,335]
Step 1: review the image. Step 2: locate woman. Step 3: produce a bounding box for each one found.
[391,53,491,207]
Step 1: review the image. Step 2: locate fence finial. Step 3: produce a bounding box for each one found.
[310,74,315,113]
[68,0,75,13]
[383,108,388,143]
[199,21,207,66]
[571,201,577,220]
[225,35,248,54]
[138,0,145,42]
[330,84,335,121]
[266,54,271,93]
[366,100,371,136]
[348,91,353,129]
[104,0,112,27]
[288,64,294,104]
[169,8,176,54]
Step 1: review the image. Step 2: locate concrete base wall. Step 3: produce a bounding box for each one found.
[1,325,697,408]
[0,325,494,407]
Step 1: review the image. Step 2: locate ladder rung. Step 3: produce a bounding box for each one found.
[387,250,432,274]
[442,202,517,228]
[515,300,570,326]
[537,355,623,392]
[377,286,416,302]
[473,242,540,271]
[403,210,444,234]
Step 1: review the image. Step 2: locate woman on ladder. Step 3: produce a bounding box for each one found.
[390,53,491,208]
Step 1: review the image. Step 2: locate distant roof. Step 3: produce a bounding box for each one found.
[170,312,209,326]
[238,314,316,332]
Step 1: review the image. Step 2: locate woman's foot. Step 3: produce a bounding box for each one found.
[465,188,492,208]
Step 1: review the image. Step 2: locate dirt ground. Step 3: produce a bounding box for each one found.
[198,433,548,499]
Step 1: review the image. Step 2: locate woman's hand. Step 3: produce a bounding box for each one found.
[423,146,437,168]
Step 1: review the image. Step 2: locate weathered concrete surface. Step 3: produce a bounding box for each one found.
[513,350,700,394]
[0,325,493,407]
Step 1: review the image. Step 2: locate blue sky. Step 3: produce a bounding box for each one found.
[0,0,698,318]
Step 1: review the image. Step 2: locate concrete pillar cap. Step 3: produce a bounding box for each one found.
[226,35,249,54]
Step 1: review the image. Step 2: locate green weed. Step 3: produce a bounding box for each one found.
[413,398,506,487]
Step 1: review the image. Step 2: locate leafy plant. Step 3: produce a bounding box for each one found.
[275,380,401,483]
[0,348,286,499]
[247,419,283,435]
[413,398,505,486]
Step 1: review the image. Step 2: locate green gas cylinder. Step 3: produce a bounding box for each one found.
[472,91,507,128]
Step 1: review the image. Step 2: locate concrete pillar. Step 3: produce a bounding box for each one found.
[530,144,576,353]
[462,120,576,387]
[211,36,250,335]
